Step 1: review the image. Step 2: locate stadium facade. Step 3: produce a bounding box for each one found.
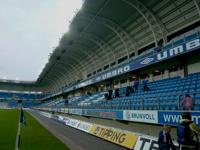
[1,0,200,149]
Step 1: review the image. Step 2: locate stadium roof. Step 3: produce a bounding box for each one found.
[36,0,200,91]
[1,0,200,92]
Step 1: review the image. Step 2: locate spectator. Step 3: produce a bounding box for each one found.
[126,86,132,96]
[64,99,68,105]
[107,89,113,100]
[154,39,164,53]
[142,77,150,91]
[104,92,108,99]
[158,124,176,150]
[181,94,195,110]
[114,88,120,98]
[133,78,139,92]
[177,112,200,150]
[87,92,91,96]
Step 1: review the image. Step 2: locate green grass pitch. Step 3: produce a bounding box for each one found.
[0,109,70,150]
[20,111,69,150]
[0,109,19,150]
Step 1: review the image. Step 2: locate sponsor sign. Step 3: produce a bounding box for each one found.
[57,115,79,128]
[157,38,200,61]
[75,65,131,89]
[82,109,123,120]
[134,136,159,150]
[57,115,92,133]
[57,115,70,125]
[134,136,178,150]
[129,55,156,72]
[158,111,200,126]
[57,115,66,122]
[140,57,154,65]
[67,119,80,128]
[123,110,158,124]
[77,122,92,133]
[89,125,137,149]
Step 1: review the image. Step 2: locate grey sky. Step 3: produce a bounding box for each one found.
[0,0,83,81]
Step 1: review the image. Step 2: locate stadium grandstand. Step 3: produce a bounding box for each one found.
[0,0,200,150]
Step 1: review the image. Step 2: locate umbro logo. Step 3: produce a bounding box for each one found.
[140,58,154,65]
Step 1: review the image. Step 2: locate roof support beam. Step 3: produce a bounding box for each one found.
[57,66,79,85]
[61,54,85,72]
[61,49,89,75]
[56,61,83,83]
[79,14,132,59]
[73,32,116,61]
[121,0,168,44]
[45,64,74,89]
[61,43,99,72]
[68,31,112,64]
[44,74,63,92]
[193,0,200,17]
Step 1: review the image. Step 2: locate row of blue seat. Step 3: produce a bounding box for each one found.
[40,72,200,111]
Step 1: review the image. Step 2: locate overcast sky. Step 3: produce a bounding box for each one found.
[0,0,83,81]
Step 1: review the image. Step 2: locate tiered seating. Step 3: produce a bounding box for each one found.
[7,101,18,108]
[42,28,200,100]
[0,92,43,100]
[41,99,65,108]
[39,72,200,111]
[102,73,200,110]
[22,101,42,108]
[0,92,12,99]
[77,92,106,108]
[40,92,107,109]
[68,96,87,107]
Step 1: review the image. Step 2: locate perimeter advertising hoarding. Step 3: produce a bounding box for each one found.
[134,135,178,150]
[89,125,137,149]
[158,111,200,126]
[82,109,123,120]
[39,111,184,149]
[76,121,92,133]
[57,115,92,133]
[123,110,158,124]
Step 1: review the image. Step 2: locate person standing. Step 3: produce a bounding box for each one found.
[125,86,132,96]
[114,88,119,98]
[142,76,150,91]
[133,78,139,92]
[107,89,113,100]
[158,124,176,150]
[181,94,195,110]
[177,112,200,150]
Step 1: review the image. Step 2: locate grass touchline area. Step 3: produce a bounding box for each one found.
[0,109,69,150]
[20,111,70,150]
[0,109,19,150]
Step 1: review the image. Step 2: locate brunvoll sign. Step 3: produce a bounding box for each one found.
[64,36,200,92]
